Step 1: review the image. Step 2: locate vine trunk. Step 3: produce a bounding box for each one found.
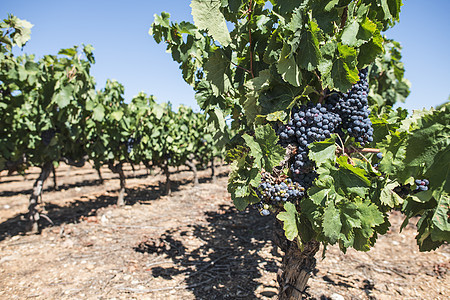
[274,220,320,299]
[27,161,53,233]
[186,159,199,186]
[211,157,216,183]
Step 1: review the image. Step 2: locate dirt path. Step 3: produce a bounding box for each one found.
[0,164,449,299]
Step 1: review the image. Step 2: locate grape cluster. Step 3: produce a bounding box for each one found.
[256,68,375,216]
[126,136,141,154]
[257,177,305,203]
[277,103,342,148]
[41,129,56,146]
[415,179,430,192]
[255,174,306,215]
[277,102,342,179]
[291,171,317,190]
[393,179,431,199]
[326,68,373,145]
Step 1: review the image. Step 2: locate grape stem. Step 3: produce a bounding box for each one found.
[350,146,372,165]
[336,134,346,154]
[314,72,325,103]
[340,7,348,28]
[229,60,253,75]
[247,0,254,78]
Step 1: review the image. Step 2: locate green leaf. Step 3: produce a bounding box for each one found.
[58,47,78,57]
[242,134,262,168]
[92,105,105,121]
[296,20,322,71]
[254,124,285,171]
[277,202,300,241]
[432,193,450,233]
[322,202,342,244]
[111,110,124,121]
[341,20,361,47]
[204,51,232,96]
[52,85,73,109]
[308,136,337,167]
[260,110,288,123]
[308,184,332,206]
[333,156,370,197]
[356,201,385,235]
[379,180,404,207]
[277,43,302,87]
[9,16,33,47]
[328,44,359,92]
[276,0,309,17]
[190,0,231,46]
[233,197,249,211]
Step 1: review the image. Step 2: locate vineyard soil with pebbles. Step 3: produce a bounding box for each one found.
[0,164,448,299]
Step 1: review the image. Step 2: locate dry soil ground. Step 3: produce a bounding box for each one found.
[0,164,449,299]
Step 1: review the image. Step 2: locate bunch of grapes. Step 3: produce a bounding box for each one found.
[291,171,317,190]
[276,102,342,181]
[256,68,376,216]
[415,179,430,192]
[125,136,142,154]
[277,102,342,148]
[326,68,373,145]
[41,129,56,146]
[255,174,306,215]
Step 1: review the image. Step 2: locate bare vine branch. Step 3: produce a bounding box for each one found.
[247,0,254,78]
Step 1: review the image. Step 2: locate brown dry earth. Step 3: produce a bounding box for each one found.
[0,164,449,300]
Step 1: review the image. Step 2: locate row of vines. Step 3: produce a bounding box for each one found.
[0,15,226,232]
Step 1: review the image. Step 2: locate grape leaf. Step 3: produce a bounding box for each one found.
[308,136,337,167]
[379,180,404,207]
[254,124,285,171]
[204,51,233,96]
[327,44,359,92]
[190,0,231,46]
[277,43,302,87]
[296,20,322,71]
[322,202,342,244]
[52,85,73,109]
[277,202,300,241]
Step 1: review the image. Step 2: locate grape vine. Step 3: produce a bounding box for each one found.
[151,0,449,298]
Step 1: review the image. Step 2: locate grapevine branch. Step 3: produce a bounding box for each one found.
[351,146,373,165]
[314,72,325,104]
[230,60,253,75]
[247,0,254,78]
[348,147,380,154]
[340,7,348,28]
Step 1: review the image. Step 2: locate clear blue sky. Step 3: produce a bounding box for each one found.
[1,0,449,112]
